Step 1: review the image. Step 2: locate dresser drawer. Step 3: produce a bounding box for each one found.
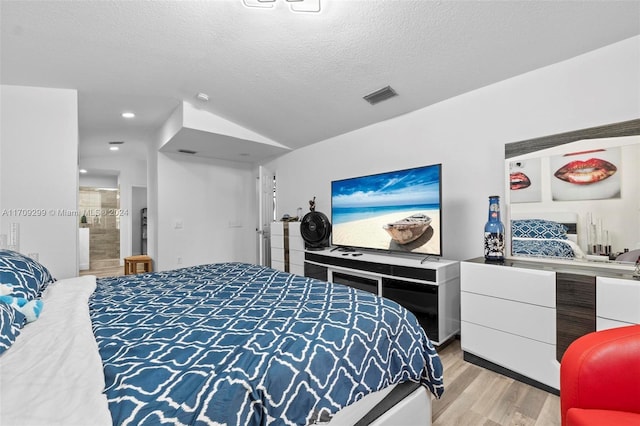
[290,248,305,271]
[289,229,305,252]
[270,221,284,236]
[462,291,555,344]
[597,317,635,331]
[462,321,559,389]
[597,276,640,324]
[271,248,284,263]
[288,222,301,237]
[461,262,555,307]
[271,260,285,272]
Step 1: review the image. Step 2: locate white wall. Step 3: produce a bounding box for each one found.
[156,153,257,271]
[0,85,79,279]
[79,174,118,188]
[263,36,640,261]
[146,102,187,267]
[149,102,262,271]
[147,134,160,268]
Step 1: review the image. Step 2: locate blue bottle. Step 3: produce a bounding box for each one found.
[484,195,505,262]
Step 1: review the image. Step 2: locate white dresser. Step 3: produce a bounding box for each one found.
[461,258,640,393]
[461,260,558,390]
[270,222,305,275]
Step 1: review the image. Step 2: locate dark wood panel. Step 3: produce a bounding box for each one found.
[505,118,640,158]
[556,272,596,309]
[556,273,596,361]
[557,311,595,360]
[283,223,290,273]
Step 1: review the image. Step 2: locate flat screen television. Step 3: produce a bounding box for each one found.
[331,163,442,256]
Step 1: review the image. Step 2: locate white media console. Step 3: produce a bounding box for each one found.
[304,248,460,346]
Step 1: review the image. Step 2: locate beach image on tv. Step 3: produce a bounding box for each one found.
[331,164,441,255]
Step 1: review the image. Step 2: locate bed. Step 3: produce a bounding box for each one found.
[510,212,585,259]
[0,252,444,426]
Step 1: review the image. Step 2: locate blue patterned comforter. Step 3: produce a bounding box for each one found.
[89,263,443,426]
[512,237,576,258]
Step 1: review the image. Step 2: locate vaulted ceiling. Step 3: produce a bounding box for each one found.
[2,0,639,162]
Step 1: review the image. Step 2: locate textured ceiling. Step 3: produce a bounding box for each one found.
[1,0,639,162]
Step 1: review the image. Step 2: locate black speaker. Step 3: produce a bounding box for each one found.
[300,211,331,250]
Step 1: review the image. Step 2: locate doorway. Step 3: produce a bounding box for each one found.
[131,186,147,255]
[257,166,276,266]
[78,186,121,275]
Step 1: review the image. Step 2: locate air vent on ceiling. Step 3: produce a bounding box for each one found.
[363,86,398,105]
[108,141,124,145]
[178,149,197,155]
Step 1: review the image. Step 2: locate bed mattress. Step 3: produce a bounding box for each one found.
[1,262,443,426]
[90,263,443,425]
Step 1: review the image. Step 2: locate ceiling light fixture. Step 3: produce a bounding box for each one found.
[121,112,136,119]
[79,169,88,174]
[196,93,209,102]
[242,0,320,13]
[108,141,123,152]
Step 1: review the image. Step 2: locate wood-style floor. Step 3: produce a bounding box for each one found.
[79,264,125,278]
[432,339,560,426]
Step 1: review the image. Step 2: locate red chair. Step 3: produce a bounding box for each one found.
[560,324,640,426]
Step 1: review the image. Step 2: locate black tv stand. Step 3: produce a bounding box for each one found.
[303,248,460,346]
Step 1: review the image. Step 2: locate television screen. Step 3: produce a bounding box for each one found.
[331,164,442,256]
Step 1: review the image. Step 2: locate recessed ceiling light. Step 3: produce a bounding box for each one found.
[196,93,209,102]
[121,112,135,119]
[108,141,123,151]
[79,169,88,174]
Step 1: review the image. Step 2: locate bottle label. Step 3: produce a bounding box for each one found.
[484,232,505,260]
[489,200,500,221]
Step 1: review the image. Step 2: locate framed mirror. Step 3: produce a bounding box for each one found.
[504,119,640,265]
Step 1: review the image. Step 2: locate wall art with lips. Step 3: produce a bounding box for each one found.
[509,157,542,203]
[550,147,621,201]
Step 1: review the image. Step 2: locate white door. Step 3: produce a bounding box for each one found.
[257,166,275,266]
